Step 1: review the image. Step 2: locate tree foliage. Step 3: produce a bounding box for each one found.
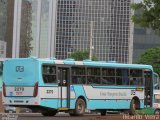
[69,50,97,61]
[131,0,160,34]
[20,0,33,57]
[137,47,160,75]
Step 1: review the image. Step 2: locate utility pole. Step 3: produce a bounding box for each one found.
[89,21,93,60]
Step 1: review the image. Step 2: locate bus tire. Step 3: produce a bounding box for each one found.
[154,109,160,115]
[70,98,86,116]
[41,110,57,116]
[100,110,106,116]
[129,99,137,115]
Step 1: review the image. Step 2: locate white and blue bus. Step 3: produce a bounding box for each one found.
[2,58,157,116]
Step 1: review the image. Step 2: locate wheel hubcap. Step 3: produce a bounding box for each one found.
[133,103,136,110]
[78,103,83,112]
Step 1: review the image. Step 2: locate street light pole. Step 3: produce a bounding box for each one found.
[89,21,93,60]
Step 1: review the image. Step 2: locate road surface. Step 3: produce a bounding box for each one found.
[0,113,159,120]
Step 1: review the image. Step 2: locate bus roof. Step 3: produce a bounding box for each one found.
[6,58,153,70]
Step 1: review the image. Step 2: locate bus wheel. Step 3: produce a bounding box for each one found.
[129,99,139,115]
[41,110,57,116]
[70,98,86,116]
[100,110,106,116]
[154,109,160,115]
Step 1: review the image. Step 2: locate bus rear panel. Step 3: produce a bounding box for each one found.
[3,58,40,106]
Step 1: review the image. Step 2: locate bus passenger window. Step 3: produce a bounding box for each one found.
[87,76,94,84]
[102,77,115,85]
[116,77,123,85]
[137,78,143,86]
[88,77,101,85]
[93,77,101,84]
[116,69,129,85]
[130,77,142,86]
[42,65,57,84]
[71,67,86,84]
[130,78,135,85]
[130,69,143,86]
[130,69,142,77]
[72,76,86,84]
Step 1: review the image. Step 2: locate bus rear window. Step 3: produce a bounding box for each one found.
[42,65,57,83]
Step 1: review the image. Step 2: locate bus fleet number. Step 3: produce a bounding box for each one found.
[15,87,24,92]
[46,90,54,94]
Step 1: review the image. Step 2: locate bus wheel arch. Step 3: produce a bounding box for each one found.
[129,96,140,115]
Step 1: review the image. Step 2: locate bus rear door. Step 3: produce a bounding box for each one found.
[58,66,70,110]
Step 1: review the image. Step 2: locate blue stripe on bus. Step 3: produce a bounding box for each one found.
[87,99,144,109]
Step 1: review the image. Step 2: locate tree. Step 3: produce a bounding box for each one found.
[131,0,160,34]
[19,0,33,57]
[69,50,97,61]
[137,47,160,75]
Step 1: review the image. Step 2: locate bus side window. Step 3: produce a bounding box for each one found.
[116,69,129,85]
[130,69,143,86]
[87,76,93,84]
[42,65,57,84]
[71,67,86,84]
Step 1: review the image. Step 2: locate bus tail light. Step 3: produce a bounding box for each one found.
[3,82,6,97]
[33,82,38,97]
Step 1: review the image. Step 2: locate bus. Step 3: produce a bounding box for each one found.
[153,90,160,115]
[0,58,8,112]
[154,72,160,90]
[153,72,160,115]
[0,58,7,91]
[2,57,157,116]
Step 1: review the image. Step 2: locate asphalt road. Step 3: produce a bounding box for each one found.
[1,113,158,120]
[0,113,124,120]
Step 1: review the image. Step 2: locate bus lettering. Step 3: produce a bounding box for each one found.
[14,87,24,92]
[16,66,24,72]
[46,90,54,94]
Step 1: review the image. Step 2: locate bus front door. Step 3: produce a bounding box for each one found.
[58,67,70,109]
[144,70,153,107]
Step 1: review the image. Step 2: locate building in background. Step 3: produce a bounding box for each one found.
[2,0,160,64]
[0,0,14,58]
[56,0,133,63]
[133,27,160,63]
[0,0,7,58]
[10,0,133,63]
[132,9,160,63]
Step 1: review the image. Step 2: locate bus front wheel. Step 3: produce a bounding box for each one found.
[70,98,86,116]
[129,98,139,115]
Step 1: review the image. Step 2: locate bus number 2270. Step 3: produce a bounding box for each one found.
[15,87,24,92]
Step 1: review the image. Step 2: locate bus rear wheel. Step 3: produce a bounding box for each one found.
[41,110,57,116]
[70,98,86,116]
[100,110,106,116]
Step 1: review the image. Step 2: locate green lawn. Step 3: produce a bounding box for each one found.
[136,108,155,115]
